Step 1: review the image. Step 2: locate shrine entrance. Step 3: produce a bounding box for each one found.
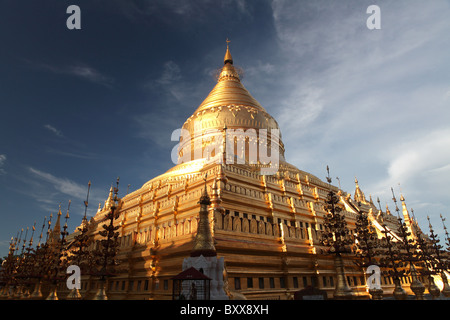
[172,267,211,300]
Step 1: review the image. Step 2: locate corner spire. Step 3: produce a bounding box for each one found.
[400,193,415,238]
[354,176,367,204]
[224,38,233,65]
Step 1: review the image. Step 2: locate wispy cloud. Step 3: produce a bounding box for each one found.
[371,128,450,196]
[44,147,98,160]
[134,60,211,147]
[42,125,100,160]
[26,60,114,87]
[2,165,112,226]
[66,65,114,87]
[145,60,187,100]
[131,110,184,148]
[0,154,6,175]
[28,167,87,200]
[44,124,64,138]
[23,167,106,217]
[156,61,182,85]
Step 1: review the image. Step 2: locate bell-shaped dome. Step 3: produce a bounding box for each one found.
[177,44,285,166]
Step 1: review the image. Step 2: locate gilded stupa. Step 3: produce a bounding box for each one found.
[62,43,434,300]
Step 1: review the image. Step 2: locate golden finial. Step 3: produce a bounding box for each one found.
[224,38,233,65]
[66,199,71,220]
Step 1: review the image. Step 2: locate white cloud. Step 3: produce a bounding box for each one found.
[156,61,182,85]
[67,65,114,87]
[275,83,324,137]
[373,128,450,194]
[44,147,98,160]
[42,125,101,160]
[23,167,107,217]
[26,60,114,87]
[132,111,182,148]
[135,60,215,147]
[28,167,87,200]
[244,60,276,78]
[0,154,6,175]
[44,124,64,138]
[145,60,192,102]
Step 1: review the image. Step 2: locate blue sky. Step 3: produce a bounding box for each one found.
[1,0,449,257]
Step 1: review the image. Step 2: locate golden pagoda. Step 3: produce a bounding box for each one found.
[62,43,439,300]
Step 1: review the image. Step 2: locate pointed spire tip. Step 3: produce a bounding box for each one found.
[224,38,233,65]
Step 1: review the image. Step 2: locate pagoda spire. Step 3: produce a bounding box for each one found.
[191,174,216,257]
